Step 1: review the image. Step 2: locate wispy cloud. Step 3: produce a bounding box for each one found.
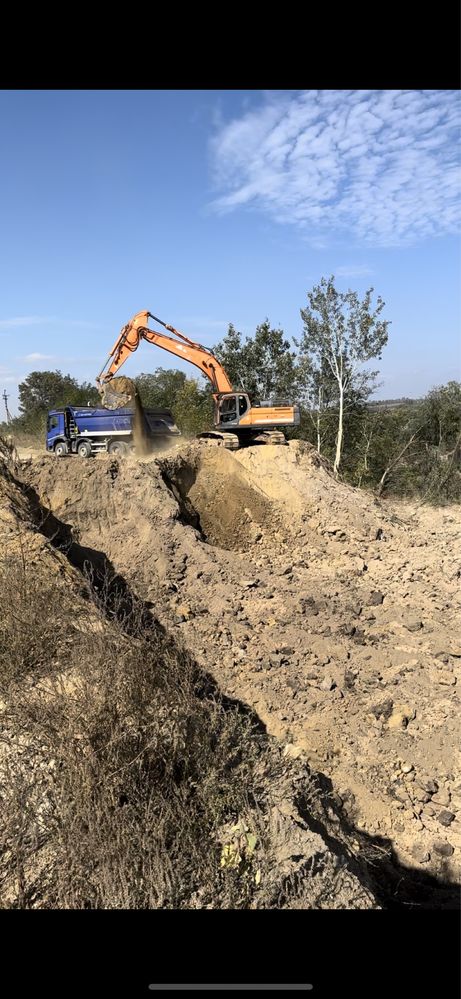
[336,264,374,277]
[209,90,461,246]
[0,316,101,330]
[24,352,55,362]
[0,316,51,329]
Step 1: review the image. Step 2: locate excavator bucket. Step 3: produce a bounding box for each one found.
[99,376,137,410]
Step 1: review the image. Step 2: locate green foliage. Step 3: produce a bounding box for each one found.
[173,379,213,436]
[341,388,461,502]
[18,370,100,415]
[214,321,303,402]
[419,381,461,449]
[299,276,389,376]
[135,369,213,436]
[10,370,100,437]
[134,369,187,410]
[298,276,390,472]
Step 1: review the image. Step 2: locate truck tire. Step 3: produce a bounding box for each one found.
[77,440,92,458]
[54,440,68,457]
[108,440,130,456]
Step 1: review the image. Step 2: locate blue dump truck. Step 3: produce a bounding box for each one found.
[46,405,181,457]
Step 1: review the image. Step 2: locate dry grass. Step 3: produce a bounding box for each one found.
[0,551,276,909]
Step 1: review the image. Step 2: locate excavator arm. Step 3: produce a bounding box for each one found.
[96,310,233,403]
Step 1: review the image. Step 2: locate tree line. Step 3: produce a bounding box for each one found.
[2,276,460,502]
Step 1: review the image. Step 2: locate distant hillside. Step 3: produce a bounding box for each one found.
[367,397,420,412]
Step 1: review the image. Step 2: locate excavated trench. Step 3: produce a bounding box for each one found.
[158,449,275,551]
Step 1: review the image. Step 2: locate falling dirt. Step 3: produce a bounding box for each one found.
[132,392,151,457]
[100,375,151,456]
[9,439,461,901]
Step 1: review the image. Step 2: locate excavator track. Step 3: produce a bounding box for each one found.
[196,432,240,450]
[252,430,288,446]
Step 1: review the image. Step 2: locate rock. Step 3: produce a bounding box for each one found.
[404,619,423,632]
[175,602,192,621]
[283,743,303,760]
[301,597,320,616]
[401,763,414,774]
[321,677,337,692]
[432,840,454,857]
[346,602,363,616]
[413,790,432,804]
[371,698,394,720]
[418,779,438,795]
[444,642,461,657]
[368,590,384,605]
[432,791,451,807]
[387,703,415,730]
[412,844,431,864]
[438,810,455,827]
[437,672,457,686]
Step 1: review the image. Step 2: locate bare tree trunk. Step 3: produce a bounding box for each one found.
[363,431,373,472]
[376,429,422,497]
[316,386,322,454]
[357,430,373,487]
[334,383,343,475]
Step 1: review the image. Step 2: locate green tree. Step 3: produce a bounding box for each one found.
[173,379,213,436]
[18,370,99,414]
[214,321,302,402]
[135,369,187,410]
[420,381,461,450]
[299,276,390,474]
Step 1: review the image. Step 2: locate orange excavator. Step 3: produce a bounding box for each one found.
[96,310,300,449]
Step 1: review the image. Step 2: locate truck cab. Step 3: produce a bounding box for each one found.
[46,410,69,456]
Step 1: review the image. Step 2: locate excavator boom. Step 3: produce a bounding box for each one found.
[97,311,233,406]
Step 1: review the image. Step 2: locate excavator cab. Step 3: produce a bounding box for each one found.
[216,393,251,427]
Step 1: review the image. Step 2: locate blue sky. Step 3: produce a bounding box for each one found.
[0,89,459,415]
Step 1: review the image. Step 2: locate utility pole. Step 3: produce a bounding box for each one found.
[2,389,11,424]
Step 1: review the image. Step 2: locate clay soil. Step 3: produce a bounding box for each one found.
[19,438,461,888]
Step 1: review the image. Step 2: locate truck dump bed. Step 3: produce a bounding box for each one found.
[69,406,180,437]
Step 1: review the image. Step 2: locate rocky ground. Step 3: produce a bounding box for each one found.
[16,438,460,897]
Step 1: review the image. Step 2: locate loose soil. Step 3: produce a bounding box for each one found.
[3,437,460,905]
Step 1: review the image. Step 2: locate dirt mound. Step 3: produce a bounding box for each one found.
[234,440,396,539]
[0,455,385,910]
[18,443,461,902]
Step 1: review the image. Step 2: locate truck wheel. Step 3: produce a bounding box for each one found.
[54,441,68,457]
[108,440,129,456]
[77,440,92,458]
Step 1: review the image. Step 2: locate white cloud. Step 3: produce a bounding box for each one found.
[0,316,101,330]
[24,353,54,362]
[210,90,461,246]
[336,264,374,277]
[0,316,51,328]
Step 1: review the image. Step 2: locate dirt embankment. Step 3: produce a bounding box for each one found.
[19,439,461,903]
[0,453,385,910]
